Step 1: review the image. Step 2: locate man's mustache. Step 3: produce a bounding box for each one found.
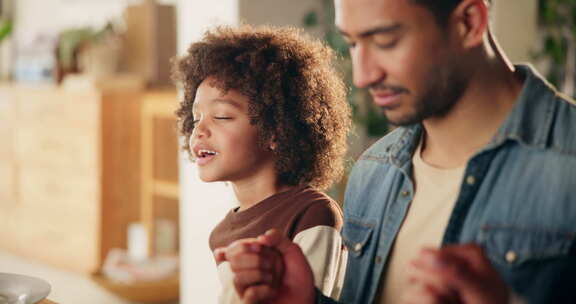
[368,82,410,95]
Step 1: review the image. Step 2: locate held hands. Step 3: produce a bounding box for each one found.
[216,235,512,304]
[214,237,285,300]
[401,244,511,304]
[214,229,316,304]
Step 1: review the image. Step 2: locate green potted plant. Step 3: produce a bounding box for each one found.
[303,0,389,138]
[0,17,11,43]
[0,16,12,81]
[56,23,119,82]
[535,0,576,97]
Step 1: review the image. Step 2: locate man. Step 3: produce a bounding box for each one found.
[215,0,576,303]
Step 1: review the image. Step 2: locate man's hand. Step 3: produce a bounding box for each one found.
[403,244,511,304]
[399,280,460,304]
[215,229,316,304]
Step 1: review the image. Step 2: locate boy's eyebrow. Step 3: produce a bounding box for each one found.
[192,98,244,113]
[212,98,243,109]
[337,23,403,39]
[212,98,244,111]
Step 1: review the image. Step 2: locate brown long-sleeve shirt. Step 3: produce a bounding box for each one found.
[209,186,347,302]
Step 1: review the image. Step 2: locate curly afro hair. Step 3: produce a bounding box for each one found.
[173,24,351,190]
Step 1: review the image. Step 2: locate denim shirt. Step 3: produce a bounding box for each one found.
[318,65,576,304]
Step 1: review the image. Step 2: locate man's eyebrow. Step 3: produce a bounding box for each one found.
[338,23,403,38]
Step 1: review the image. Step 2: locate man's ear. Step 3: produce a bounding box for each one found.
[451,0,489,49]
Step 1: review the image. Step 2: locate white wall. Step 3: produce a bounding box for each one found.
[15,0,124,37]
[491,0,538,63]
[239,0,323,37]
[178,161,236,304]
[177,0,239,49]
[176,1,238,303]
[14,0,177,38]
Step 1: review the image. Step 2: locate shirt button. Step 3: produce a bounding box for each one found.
[375,256,383,264]
[505,250,517,263]
[354,243,362,252]
[466,175,476,185]
[401,190,410,197]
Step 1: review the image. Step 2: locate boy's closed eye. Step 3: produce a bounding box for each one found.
[191,116,232,126]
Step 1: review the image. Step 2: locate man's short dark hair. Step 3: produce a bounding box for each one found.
[411,0,462,26]
[411,0,491,27]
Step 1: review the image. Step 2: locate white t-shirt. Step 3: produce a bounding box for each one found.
[378,140,465,303]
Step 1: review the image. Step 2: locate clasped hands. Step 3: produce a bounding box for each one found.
[215,229,511,304]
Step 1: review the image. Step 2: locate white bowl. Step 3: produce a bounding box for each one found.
[0,273,51,304]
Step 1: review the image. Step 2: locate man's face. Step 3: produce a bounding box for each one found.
[336,0,468,126]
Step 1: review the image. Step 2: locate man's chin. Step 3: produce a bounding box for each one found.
[382,110,423,127]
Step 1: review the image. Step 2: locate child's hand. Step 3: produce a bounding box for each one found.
[214,237,285,301]
[215,229,316,304]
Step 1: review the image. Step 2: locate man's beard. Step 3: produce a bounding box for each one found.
[383,64,469,126]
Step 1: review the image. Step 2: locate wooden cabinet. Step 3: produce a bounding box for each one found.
[140,91,180,256]
[0,85,105,273]
[0,80,180,273]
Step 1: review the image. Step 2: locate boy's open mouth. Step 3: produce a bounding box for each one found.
[196,149,219,165]
[197,149,218,158]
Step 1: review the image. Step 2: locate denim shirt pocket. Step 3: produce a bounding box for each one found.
[342,217,375,257]
[477,225,575,268]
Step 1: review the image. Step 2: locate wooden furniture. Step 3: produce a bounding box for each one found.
[95,90,180,303]
[140,91,180,257]
[123,0,176,87]
[0,78,143,273]
[0,79,180,274]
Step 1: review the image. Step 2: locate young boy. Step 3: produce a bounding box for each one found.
[173,25,352,302]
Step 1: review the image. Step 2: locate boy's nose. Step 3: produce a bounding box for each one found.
[192,120,209,138]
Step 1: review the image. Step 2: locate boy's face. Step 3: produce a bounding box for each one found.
[189,78,276,184]
[335,0,468,126]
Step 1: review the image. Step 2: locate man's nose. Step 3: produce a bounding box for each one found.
[352,45,385,89]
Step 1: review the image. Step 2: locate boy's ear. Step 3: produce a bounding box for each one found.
[451,0,489,49]
[268,136,277,151]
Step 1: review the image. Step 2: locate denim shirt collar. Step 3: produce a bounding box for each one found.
[387,125,422,169]
[487,64,560,150]
[387,64,559,167]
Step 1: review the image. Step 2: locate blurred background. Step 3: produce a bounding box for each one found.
[0,0,574,303]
